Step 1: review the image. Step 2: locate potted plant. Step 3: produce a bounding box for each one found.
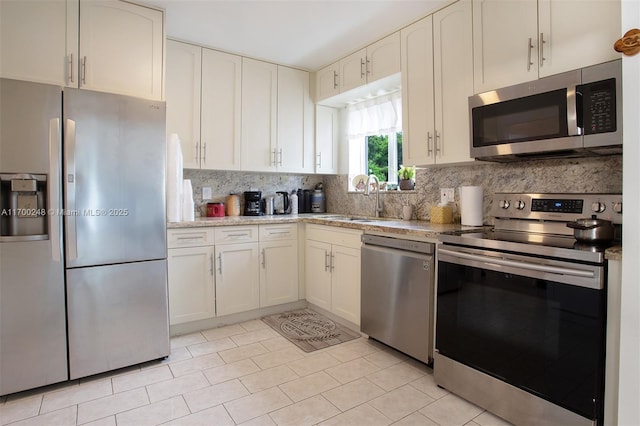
[398,165,415,190]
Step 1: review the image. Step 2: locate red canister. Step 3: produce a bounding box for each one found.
[206,202,225,217]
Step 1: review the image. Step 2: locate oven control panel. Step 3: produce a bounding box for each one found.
[493,193,622,224]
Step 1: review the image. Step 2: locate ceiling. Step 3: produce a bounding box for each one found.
[140,0,449,71]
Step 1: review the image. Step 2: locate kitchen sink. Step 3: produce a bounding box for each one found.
[313,214,388,223]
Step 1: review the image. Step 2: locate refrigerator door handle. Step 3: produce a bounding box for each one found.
[49,118,61,262]
[64,119,77,260]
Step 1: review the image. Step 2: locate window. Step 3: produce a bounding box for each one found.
[346,91,406,190]
[367,132,403,184]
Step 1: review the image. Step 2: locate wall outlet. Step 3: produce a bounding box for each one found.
[202,187,212,200]
[440,188,455,204]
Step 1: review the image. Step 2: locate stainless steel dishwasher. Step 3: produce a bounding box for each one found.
[361,234,435,365]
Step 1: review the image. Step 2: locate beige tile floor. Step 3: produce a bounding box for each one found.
[0,318,512,426]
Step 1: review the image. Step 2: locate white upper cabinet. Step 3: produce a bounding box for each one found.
[433,0,473,164]
[316,32,401,102]
[201,49,242,170]
[473,0,621,93]
[472,0,538,92]
[340,48,367,93]
[277,66,315,173]
[315,105,339,174]
[315,62,340,101]
[241,58,278,172]
[166,40,201,169]
[79,0,164,100]
[401,15,435,166]
[2,0,163,99]
[1,0,78,87]
[401,0,473,166]
[367,32,402,83]
[166,41,242,171]
[537,0,620,78]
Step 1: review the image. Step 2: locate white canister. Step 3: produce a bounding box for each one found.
[459,186,483,226]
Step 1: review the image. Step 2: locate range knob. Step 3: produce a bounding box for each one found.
[515,200,526,210]
[591,201,606,213]
[499,200,510,209]
[613,202,623,214]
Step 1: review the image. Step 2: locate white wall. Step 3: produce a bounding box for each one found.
[618,1,640,424]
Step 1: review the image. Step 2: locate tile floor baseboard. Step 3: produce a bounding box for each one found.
[0,319,513,426]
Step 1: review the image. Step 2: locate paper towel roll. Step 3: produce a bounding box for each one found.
[459,186,483,226]
[167,133,183,222]
[182,179,195,222]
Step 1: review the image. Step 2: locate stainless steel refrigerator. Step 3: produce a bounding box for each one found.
[0,78,169,395]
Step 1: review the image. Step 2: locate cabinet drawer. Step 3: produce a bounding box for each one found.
[215,226,258,243]
[306,224,363,248]
[259,224,298,241]
[167,228,215,248]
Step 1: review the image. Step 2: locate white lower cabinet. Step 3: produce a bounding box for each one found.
[215,242,260,316]
[167,229,215,325]
[167,224,301,324]
[259,224,299,307]
[214,226,260,317]
[330,245,361,325]
[305,225,362,325]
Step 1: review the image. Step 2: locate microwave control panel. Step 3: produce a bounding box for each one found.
[581,78,616,135]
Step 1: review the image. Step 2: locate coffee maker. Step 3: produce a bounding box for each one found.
[243,191,262,216]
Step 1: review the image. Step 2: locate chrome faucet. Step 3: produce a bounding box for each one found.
[364,174,382,217]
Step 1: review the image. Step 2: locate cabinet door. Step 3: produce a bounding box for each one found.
[260,240,299,307]
[201,49,242,170]
[79,0,163,100]
[166,40,201,169]
[305,239,333,311]
[215,243,260,316]
[367,32,401,84]
[331,245,361,326]
[241,58,278,172]
[401,15,435,166]
[277,66,314,173]
[315,105,339,174]
[315,62,340,101]
[472,0,538,93]
[434,0,473,164]
[0,0,78,87]
[167,246,215,325]
[340,48,367,93]
[538,0,621,78]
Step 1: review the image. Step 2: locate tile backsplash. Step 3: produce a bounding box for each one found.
[184,169,323,216]
[323,155,623,223]
[182,156,622,223]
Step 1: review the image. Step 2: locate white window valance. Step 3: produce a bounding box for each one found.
[346,91,402,139]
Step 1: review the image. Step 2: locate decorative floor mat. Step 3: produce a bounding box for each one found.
[261,309,361,352]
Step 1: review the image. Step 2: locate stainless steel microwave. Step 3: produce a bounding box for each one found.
[469,60,622,162]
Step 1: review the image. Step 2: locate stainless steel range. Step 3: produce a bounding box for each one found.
[435,193,622,426]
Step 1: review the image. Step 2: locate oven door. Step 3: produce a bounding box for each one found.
[436,245,605,421]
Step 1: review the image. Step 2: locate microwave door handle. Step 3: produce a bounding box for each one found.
[567,86,581,136]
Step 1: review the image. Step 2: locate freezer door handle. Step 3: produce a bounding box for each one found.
[49,118,61,262]
[64,119,77,260]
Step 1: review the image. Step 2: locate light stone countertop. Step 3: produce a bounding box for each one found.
[168,215,623,256]
[605,245,622,261]
[167,213,472,239]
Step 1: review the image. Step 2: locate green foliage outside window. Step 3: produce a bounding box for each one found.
[367,133,403,182]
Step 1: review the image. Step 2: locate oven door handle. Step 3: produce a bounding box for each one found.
[438,248,596,279]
